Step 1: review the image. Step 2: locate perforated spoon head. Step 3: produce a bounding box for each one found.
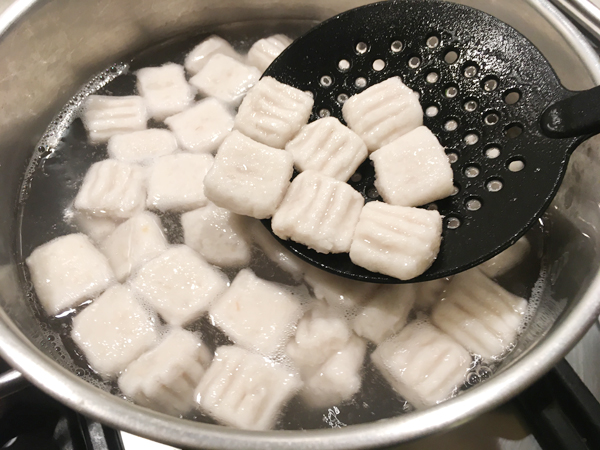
[262,0,584,283]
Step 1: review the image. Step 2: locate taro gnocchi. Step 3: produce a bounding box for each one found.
[25,32,534,431]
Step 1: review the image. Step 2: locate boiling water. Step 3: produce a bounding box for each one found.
[15,19,548,430]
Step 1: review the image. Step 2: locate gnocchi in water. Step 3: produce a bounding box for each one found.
[25,30,535,431]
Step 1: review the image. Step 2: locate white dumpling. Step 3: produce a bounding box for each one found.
[370,126,454,207]
[184,35,241,75]
[136,63,194,120]
[190,54,261,106]
[352,284,416,344]
[301,335,366,408]
[181,203,251,268]
[81,95,147,143]
[100,211,168,282]
[130,245,229,326]
[342,77,422,152]
[26,233,115,315]
[271,170,364,254]
[479,236,530,278]
[371,321,470,408]
[72,210,119,244]
[107,129,178,163]
[119,328,212,415]
[195,345,303,430]
[286,302,367,408]
[247,34,292,73]
[285,117,368,181]
[234,76,314,149]
[349,202,442,280]
[431,269,528,359]
[164,97,234,153]
[209,268,303,356]
[71,284,158,378]
[286,301,353,372]
[203,131,294,219]
[146,153,214,212]
[74,159,146,219]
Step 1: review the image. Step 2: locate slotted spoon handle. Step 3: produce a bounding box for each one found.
[542,85,600,138]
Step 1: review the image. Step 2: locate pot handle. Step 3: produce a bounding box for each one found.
[0,369,28,399]
[514,358,600,450]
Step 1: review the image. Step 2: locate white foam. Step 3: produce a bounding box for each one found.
[518,267,546,335]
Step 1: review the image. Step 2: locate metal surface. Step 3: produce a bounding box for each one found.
[0,0,599,449]
[550,0,600,41]
[0,368,26,399]
[263,0,581,283]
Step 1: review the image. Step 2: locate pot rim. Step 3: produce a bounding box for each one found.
[1,0,600,448]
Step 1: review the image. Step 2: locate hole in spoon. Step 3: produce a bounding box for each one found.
[504,89,521,104]
[463,63,478,78]
[466,197,482,211]
[447,216,461,229]
[463,99,478,111]
[508,158,525,172]
[445,84,458,98]
[484,111,500,125]
[338,59,351,71]
[464,165,480,177]
[426,35,440,48]
[487,178,503,192]
[356,42,369,54]
[464,132,479,145]
[367,187,379,198]
[485,145,501,159]
[447,151,459,163]
[355,77,367,88]
[505,123,523,139]
[426,71,439,84]
[482,76,499,92]
[320,75,332,87]
[391,40,403,52]
[444,49,459,64]
[444,118,459,131]
[408,56,421,68]
[425,105,439,117]
[372,59,386,71]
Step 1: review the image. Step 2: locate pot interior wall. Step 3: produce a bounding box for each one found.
[0,0,599,442]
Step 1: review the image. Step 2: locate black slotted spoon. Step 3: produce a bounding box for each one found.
[261,0,600,283]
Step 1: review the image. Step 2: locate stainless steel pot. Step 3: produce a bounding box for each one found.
[1,0,600,449]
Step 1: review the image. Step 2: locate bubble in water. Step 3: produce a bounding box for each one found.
[36,62,128,150]
[519,267,546,335]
